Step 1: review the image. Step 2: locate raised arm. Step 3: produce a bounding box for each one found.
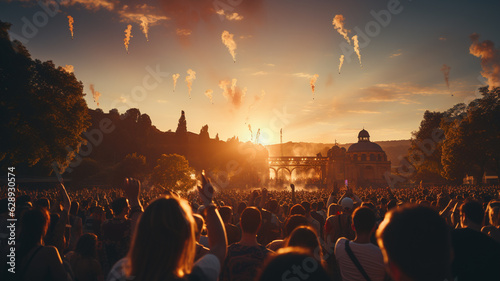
[198,174,227,266]
[59,183,71,213]
[123,178,143,231]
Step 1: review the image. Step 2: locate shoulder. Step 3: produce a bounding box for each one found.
[192,254,220,281]
[334,238,348,252]
[41,245,61,256]
[106,258,128,281]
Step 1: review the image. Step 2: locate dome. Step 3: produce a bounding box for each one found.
[348,129,384,152]
[347,141,384,152]
[358,129,370,139]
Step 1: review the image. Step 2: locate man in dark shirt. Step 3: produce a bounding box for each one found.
[220,207,271,281]
[219,206,241,246]
[452,200,500,280]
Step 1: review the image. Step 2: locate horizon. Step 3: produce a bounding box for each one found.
[1,0,499,145]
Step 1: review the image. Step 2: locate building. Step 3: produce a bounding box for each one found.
[326,129,391,188]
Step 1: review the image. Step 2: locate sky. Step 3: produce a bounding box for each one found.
[1,0,499,145]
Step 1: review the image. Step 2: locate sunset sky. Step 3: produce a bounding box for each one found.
[1,0,499,145]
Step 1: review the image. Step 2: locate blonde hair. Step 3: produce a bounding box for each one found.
[127,195,196,280]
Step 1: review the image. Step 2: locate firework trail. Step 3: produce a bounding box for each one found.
[67,16,74,39]
[310,74,319,99]
[332,15,350,44]
[205,89,213,103]
[221,30,237,62]
[89,84,101,107]
[185,69,196,98]
[124,25,132,53]
[339,55,344,74]
[172,73,180,92]
[352,35,362,68]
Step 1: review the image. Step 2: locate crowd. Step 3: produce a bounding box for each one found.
[1,180,499,281]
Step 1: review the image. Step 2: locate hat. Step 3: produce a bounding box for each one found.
[340,197,354,210]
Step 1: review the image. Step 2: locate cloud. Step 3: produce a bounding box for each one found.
[62,64,74,73]
[239,35,253,40]
[293,72,315,78]
[61,0,115,11]
[347,110,381,114]
[439,36,447,41]
[157,99,168,103]
[357,83,455,104]
[265,63,275,67]
[176,28,192,36]
[216,9,244,21]
[389,50,402,58]
[118,4,169,40]
[252,71,269,76]
[158,0,263,43]
[469,33,500,89]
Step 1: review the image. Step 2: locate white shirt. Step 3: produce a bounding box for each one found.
[106,254,221,281]
[334,238,386,281]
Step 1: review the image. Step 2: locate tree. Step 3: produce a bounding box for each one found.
[115,153,147,181]
[407,111,446,183]
[176,110,187,135]
[0,21,90,173]
[441,87,500,183]
[150,154,195,191]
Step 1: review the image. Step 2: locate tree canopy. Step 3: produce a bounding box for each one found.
[150,154,195,191]
[407,87,500,184]
[0,20,90,174]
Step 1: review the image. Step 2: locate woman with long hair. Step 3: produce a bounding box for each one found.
[107,176,226,281]
[16,208,68,281]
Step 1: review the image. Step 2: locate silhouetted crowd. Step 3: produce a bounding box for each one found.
[1,181,499,281]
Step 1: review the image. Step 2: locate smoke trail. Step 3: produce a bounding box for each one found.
[352,35,362,68]
[221,30,237,62]
[441,64,451,91]
[124,24,132,53]
[172,73,180,92]
[205,89,213,103]
[332,15,350,44]
[185,69,196,98]
[219,78,246,108]
[248,124,253,141]
[245,90,266,124]
[89,84,101,107]
[338,55,344,74]
[140,16,149,41]
[255,128,261,144]
[67,15,74,39]
[310,74,319,99]
[469,33,500,89]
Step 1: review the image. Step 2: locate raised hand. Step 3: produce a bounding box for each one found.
[123,178,141,201]
[198,173,214,206]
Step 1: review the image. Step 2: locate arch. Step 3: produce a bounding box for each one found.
[269,167,277,179]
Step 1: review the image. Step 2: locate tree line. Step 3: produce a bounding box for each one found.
[405,87,500,185]
[0,20,268,190]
